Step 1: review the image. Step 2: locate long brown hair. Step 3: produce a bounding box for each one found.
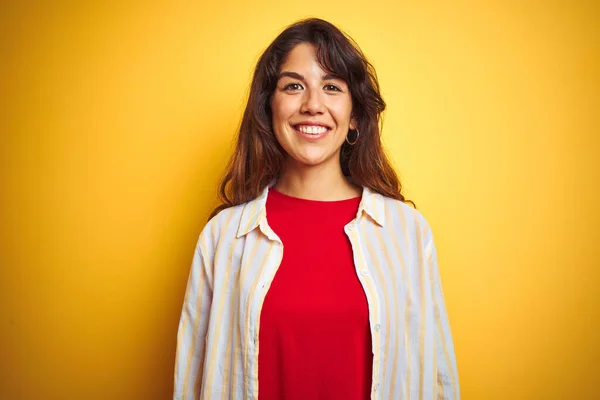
[210,18,415,219]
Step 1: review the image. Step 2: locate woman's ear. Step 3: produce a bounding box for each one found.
[349,117,358,130]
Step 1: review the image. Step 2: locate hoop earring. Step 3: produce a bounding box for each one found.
[345,128,360,145]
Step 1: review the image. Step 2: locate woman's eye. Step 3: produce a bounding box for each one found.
[284,83,303,91]
[324,84,341,92]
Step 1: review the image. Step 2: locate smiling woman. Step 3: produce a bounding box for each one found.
[209,18,409,210]
[173,18,460,400]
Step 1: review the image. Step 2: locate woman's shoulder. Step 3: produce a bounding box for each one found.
[374,191,423,220]
[198,193,266,244]
[377,192,433,238]
[201,202,247,239]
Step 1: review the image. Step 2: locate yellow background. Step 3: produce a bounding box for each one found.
[1,1,598,399]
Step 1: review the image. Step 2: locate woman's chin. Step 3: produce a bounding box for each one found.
[289,153,333,168]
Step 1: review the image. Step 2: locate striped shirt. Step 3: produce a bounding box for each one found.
[173,183,460,400]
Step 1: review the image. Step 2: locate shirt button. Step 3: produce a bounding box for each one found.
[347,223,355,230]
[359,269,368,276]
[374,383,380,392]
[375,324,381,332]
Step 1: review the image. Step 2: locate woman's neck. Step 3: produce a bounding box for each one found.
[273,160,362,201]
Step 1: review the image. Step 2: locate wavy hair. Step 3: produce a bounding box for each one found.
[210,18,414,219]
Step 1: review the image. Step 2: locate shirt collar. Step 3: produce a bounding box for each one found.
[236,180,386,238]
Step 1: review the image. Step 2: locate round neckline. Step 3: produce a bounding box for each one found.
[269,188,362,204]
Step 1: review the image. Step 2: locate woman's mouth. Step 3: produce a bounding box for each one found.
[292,124,331,140]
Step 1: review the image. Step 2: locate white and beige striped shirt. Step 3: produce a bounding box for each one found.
[174,183,460,399]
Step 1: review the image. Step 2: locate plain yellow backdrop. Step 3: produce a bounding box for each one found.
[1,1,598,399]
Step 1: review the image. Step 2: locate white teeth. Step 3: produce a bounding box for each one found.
[296,125,328,135]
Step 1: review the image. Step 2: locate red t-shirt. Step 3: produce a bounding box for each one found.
[258,188,373,400]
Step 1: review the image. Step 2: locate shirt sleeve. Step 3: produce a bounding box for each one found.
[173,238,214,399]
[424,226,461,399]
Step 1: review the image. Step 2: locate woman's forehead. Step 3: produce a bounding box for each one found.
[280,43,318,68]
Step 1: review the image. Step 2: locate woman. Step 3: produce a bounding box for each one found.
[174,18,459,400]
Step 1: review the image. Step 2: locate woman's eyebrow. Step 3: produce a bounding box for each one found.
[277,71,344,81]
[278,71,304,81]
[322,73,343,81]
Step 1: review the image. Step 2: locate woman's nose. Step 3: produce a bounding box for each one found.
[300,88,325,115]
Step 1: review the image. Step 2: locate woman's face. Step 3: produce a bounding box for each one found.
[271,43,356,170]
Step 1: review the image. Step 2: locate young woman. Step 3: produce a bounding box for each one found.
[174,18,459,400]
